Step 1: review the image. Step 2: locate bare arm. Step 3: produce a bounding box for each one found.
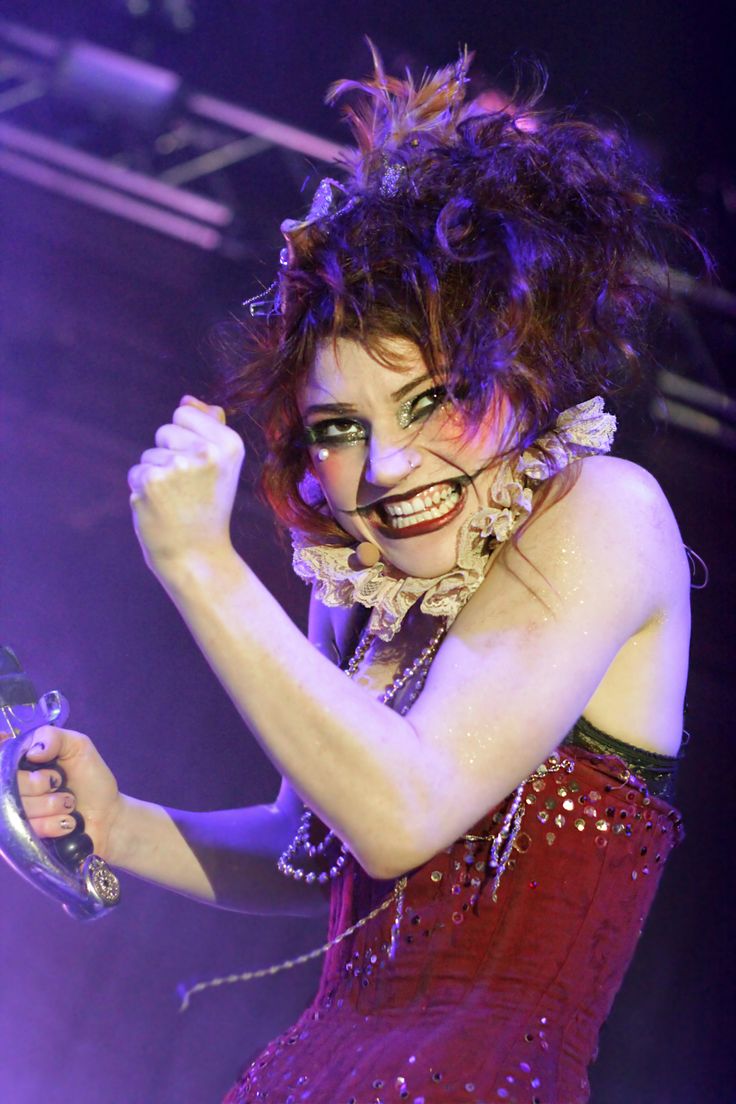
[129,403,689,881]
[107,778,326,916]
[100,606,336,916]
[21,471,337,916]
[21,728,327,916]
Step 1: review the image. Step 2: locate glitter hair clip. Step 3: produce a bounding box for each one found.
[280,177,359,236]
[243,46,473,318]
[378,157,407,198]
[242,178,361,318]
[241,247,288,318]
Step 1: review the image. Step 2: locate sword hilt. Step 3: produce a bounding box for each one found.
[0,645,120,919]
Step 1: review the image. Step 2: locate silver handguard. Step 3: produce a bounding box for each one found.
[0,688,120,920]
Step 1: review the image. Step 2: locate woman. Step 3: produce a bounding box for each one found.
[20,51,692,1103]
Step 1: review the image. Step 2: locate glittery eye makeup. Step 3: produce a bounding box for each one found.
[396,385,448,429]
[303,419,367,448]
[303,385,448,449]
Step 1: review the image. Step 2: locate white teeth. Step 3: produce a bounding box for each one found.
[383,486,461,529]
[383,482,456,518]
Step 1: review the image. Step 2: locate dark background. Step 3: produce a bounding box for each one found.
[0,3,733,1102]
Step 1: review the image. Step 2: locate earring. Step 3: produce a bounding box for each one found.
[316,448,329,462]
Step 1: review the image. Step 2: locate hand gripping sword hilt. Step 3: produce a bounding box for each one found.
[0,646,120,920]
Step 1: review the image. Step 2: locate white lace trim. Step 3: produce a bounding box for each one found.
[291,397,616,641]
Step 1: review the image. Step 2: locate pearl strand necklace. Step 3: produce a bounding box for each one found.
[277,617,448,884]
[178,617,566,1010]
[179,619,450,1008]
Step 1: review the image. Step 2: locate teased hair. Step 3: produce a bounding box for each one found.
[220,46,705,543]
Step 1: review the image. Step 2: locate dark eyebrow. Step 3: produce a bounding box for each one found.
[391,373,433,401]
[303,375,433,420]
[302,401,358,419]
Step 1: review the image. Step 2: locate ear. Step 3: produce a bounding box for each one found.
[298,468,325,507]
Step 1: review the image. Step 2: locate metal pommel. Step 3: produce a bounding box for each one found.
[0,719,120,919]
[0,647,120,920]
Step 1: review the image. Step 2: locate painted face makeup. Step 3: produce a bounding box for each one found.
[299,337,513,579]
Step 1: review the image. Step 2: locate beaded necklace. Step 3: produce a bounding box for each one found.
[179,393,619,1008]
[277,618,447,885]
[278,614,575,907]
[178,584,579,1011]
[179,619,447,1011]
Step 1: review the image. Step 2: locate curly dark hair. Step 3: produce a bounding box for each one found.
[221,48,701,544]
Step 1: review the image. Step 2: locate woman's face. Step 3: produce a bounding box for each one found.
[298,337,514,578]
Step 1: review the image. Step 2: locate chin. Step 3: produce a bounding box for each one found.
[378,527,463,579]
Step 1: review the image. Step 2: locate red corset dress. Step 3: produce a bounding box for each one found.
[223,718,683,1104]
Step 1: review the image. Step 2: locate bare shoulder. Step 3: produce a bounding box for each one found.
[463,454,690,645]
[441,454,691,760]
[521,455,688,597]
[558,455,680,530]
[569,454,688,596]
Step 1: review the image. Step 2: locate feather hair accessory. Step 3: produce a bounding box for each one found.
[327,41,473,193]
[242,44,474,316]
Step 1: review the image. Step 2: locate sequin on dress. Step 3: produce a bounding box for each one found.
[223,718,683,1104]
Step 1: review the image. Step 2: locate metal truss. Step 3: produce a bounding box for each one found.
[0,18,343,259]
[1,17,734,447]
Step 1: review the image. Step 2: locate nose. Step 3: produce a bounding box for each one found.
[364,433,422,488]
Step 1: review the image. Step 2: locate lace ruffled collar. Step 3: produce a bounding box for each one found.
[291,397,616,641]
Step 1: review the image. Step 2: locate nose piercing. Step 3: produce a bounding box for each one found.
[316,448,330,462]
[408,455,419,469]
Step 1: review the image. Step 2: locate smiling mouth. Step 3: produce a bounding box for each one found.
[362,478,469,539]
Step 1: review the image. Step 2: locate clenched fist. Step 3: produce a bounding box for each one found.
[20,725,122,863]
[128,396,245,577]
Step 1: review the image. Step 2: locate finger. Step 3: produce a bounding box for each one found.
[180,395,227,424]
[23,791,75,819]
[128,461,170,496]
[24,725,88,771]
[139,447,176,467]
[128,451,201,497]
[172,404,234,446]
[128,461,166,496]
[154,423,204,451]
[128,463,145,496]
[30,813,78,840]
[18,768,63,795]
[23,725,64,764]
